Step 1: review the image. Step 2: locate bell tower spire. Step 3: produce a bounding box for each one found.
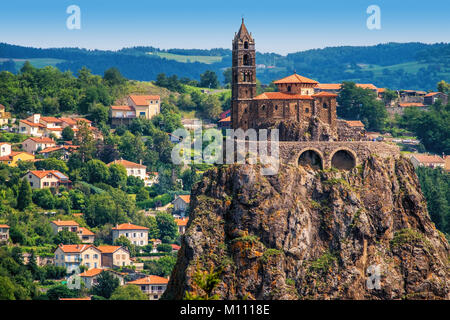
[231,19,256,130]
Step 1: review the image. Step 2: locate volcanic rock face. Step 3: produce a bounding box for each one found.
[164,156,450,300]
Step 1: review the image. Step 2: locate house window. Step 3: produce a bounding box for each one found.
[287,86,291,92]
[139,112,146,117]
[84,254,89,259]
[141,286,146,291]
[30,182,33,187]
[94,254,98,259]
[133,233,136,238]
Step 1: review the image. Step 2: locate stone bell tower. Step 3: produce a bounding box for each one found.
[231,19,256,130]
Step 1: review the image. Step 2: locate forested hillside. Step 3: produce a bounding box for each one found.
[0,42,449,91]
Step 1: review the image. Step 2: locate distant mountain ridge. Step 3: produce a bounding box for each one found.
[0,42,449,90]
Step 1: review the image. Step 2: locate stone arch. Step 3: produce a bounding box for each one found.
[330,148,357,170]
[297,148,323,170]
[244,41,249,49]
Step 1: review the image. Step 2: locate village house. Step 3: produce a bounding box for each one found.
[445,156,450,173]
[0,151,35,166]
[127,275,169,300]
[0,224,9,243]
[60,117,92,130]
[175,217,189,235]
[54,244,102,272]
[386,102,427,116]
[0,142,11,157]
[173,195,190,214]
[127,95,161,119]
[0,104,11,126]
[22,137,56,154]
[409,154,445,169]
[108,159,147,181]
[110,95,160,126]
[111,223,149,246]
[50,220,95,243]
[79,227,95,244]
[19,115,46,137]
[23,170,71,189]
[50,220,80,235]
[79,268,125,290]
[424,92,448,106]
[39,145,79,160]
[97,245,131,268]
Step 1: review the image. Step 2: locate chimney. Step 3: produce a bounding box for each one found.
[139,159,142,165]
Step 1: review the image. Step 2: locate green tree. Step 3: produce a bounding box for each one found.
[337,81,388,131]
[62,126,75,141]
[108,163,128,189]
[32,188,55,209]
[103,67,126,87]
[110,284,148,300]
[200,70,219,89]
[91,271,120,299]
[437,80,450,94]
[83,159,110,184]
[156,212,178,241]
[53,230,81,245]
[35,158,69,173]
[0,276,16,300]
[17,179,32,210]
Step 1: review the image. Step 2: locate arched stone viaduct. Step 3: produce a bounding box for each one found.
[230,140,400,171]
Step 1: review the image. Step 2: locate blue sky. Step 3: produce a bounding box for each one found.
[0,0,449,54]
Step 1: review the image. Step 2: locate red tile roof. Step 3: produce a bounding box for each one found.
[273,73,318,85]
[178,195,190,203]
[20,120,45,128]
[79,227,95,236]
[51,220,79,227]
[129,95,161,106]
[0,224,9,228]
[175,217,189,227]
[412,154,445,164]
[345,120,365,127]
[57,244,97,253]
[29,170,68,180]
[112,223,149,231]
[40,117,62,123]
[108,159,146,169]
[38,145,79,154]
[79,268,103,277]
[171,244,181,251]
[127,275,168,285]
[312,92,338,97]
[97,245,123,253]
[24,137,56,144]
[253,92,314,100]
[424,92,442,97]
[218,116,231,123]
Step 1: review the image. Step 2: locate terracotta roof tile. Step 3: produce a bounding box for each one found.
[52,220,79,227]
[108,159,146,169]
[345,120,365,127]
[412,154,445,164]
[175,217,189,227]
[79,227,95,236]
[112,223,149,231]
[273,73,318,85]
[129,95,161,106]
[97,245,123,253]
[127,275,168,285]
[79,268,103,277]
[253,92,314,100]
